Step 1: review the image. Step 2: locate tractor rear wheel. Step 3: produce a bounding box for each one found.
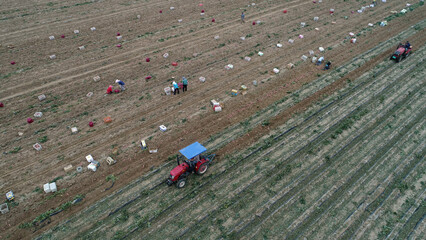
[176,178,186,188]
[397,55,402,62]
[196,163,209,175]
[405,51,410,58]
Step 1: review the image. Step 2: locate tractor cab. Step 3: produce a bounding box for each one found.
[166,142,215,188]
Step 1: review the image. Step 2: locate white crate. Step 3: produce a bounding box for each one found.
[87,92,93,97]
[277,43,283,48]
[225,64,234,70]
[211,100,219,106]
[64,164,73,172]
[74,30,80,34]
[116,36,122,40]
[106,157,116,165]
[33,143,42,151]
[273,68,280,74]
[49,36,55,40]
[49,182,57,192]
[244,56,251,61]
[71,127,78,134]
[300,22,306,27]
[319,47,325,52]
[88,163,97,172]
[50,55,56,59]
[258,51,264,56]
[309,50,314,55]
[214,35,220,40]
[199,77,206,82]
[34,112,43,118]
[79,46,85,50]
[288,39,294,44]
[301,55,308,61]
[38,94,46,101]
[214,106,222,112]
[93,76,100,82]
[159,125,167,132]
[44,183,51,193]
[86,155,94,163]
[163,53,169,58]
[164,87,171,95]
[178,19,183,23]
[90,27,96,31]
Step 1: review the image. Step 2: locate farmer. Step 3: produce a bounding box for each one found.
[324,61,331,70]
[241,12,245,23]
[405,41,411,50]
[172,81,179,95]
[107,85,113,94]
[182,77,188,92]
[116,79,125,91]
[316,56,324,65]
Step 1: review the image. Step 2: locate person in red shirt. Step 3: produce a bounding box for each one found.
[107,85,113,94]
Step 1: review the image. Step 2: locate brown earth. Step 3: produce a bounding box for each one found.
[0,0,424,239]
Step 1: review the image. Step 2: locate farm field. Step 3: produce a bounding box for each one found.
[0,0,425,239]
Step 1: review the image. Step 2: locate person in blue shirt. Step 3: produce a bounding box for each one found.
[324,61,331,70]
[115,79,125,91]
[405,41,411,50]
[241,12,245,23]
[172,81,179,95]
[182,77,188,92]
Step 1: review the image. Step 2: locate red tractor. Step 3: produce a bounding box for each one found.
[390,45,412,62]
[166,142,215,188]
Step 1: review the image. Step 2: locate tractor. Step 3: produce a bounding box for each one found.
[166,142,215,188]
[390,45,412,62]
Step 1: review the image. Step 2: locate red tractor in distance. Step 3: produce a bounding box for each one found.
[166,142,215,188]
[390,44,412,62]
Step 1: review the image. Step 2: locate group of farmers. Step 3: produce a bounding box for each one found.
[171,77,188,95]
[106,79,126,94]
[106,76,189,95]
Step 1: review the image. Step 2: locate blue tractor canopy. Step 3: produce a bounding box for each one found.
[179,142,207,160]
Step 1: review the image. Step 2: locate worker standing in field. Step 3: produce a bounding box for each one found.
[241,11,245,23]
[182,77,188,92]
[172,81,179,95]
[116,79,125,91]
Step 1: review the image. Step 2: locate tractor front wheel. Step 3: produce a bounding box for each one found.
[397,55,402,62]
[196,163,209,175]
[176,178,186,188]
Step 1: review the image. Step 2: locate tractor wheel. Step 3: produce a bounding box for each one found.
[196,163,209,175]
[405,51,410,58]
[176,178,186,188]
[397,55,402,63]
